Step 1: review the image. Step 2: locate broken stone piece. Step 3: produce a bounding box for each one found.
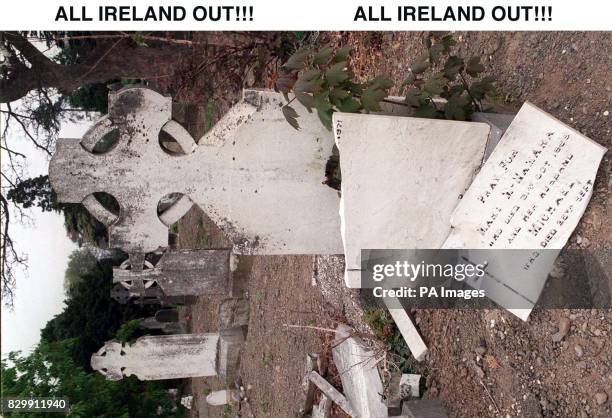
[332,324,388,417]
[385,303,428,362]
[399,373,422,398]
[333,112,490,287]
[308,371,358,417]
[206,389,232,406]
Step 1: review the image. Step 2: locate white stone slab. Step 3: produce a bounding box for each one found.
[51,87,343,255]
[443,102,606,320]
[385,301,428,361]
[206,390,231,406]
[332,324,388,418]
[333,112,490,287]
[91,334,219,380]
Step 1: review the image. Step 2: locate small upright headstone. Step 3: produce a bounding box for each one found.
[155,308,179,323]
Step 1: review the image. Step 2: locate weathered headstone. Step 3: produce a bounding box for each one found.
[91,334,219,380]
[91,331,243,381]
[50,87,343,255]
[443,102,606,319]
[140,309,186,334]
[110,282,186,306]
[113,249,231,297]
[333,112,491,288]
[140,316,186,334]
[155,308,180,323]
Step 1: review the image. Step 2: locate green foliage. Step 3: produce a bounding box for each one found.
[1,255,183,416]
[274,45,392,130]
[41,258,155,370]
[6,175,115,245]
[1,339,183,418]
[115,319,144,345]
[363,308,411,373]
[68,83,111,113]
[400,33,496,121]
[278,33,495,130]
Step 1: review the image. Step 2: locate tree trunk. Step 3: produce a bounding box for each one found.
[0,34,189,104]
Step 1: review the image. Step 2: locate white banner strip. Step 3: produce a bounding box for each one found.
[1,0,610,31]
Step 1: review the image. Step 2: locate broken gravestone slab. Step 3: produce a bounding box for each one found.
[333,112,490,288]
[91,331,243,381]
[113,249,231,297]
[50,87,343,255]
[332,324,387,417]
[443,102,607,320]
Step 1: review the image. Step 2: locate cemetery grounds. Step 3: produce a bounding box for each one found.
[160,32,610,418]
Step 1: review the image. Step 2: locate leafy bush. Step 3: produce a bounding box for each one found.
[274,44,392,130]
[277,33,496,130]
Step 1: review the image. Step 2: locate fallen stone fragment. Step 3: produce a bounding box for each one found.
[385,301,428,362]
[332,324,388,417]
[387,373,422,415]
[308,371,358,418]
[400,374,422,398]
[312,394,332,418]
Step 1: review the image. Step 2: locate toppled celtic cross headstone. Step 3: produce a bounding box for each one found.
[50,86,343,255]
[91,328,244,381]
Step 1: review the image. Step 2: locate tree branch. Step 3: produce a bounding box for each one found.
[5,102,52,156]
